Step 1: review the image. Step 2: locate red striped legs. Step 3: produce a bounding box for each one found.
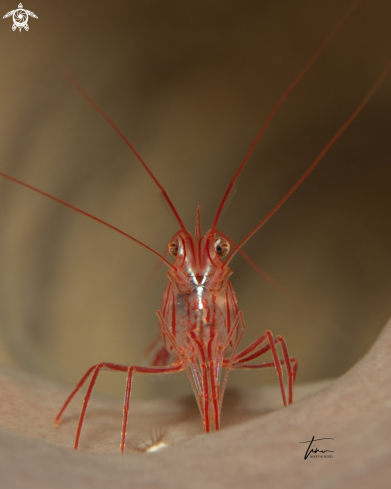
[55,361,183,452]
[225,330,298,406]
[219,312,246,411]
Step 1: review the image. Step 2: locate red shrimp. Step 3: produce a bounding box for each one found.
[0,1,390,452]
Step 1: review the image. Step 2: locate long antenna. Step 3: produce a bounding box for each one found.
[0,171,174,269]
[226,60,391,264]
[216,229,315,313]
[49,55,186,232]
[211,0,362,232]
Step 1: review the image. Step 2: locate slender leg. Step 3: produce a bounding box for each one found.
[219,312,245,412]
[265,331,287,406]
[121,366,134,452]
[143,334,161,357]
[240,336,297,404]
[55,364,98,426]
[143,334,171,367]
[208,361,219,430]
[291,357,298,383]
[230,334,287,366]
[275,335,294,404]
[73,362,128,450]
[57,361,183,451]
[233,355,298,405]
[225,330,297,407]
[232,343,272,365]
[189,332,211,432]
[234,358,297,370]
[206,334,221,431]
[207,340,221,431]
[201,363,210,432]
[120,363,184,452]
[231,339,295,377]
[233,332,269,363]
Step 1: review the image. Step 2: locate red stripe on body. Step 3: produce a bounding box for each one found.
[171,286,176,337]
[226,288,231,336]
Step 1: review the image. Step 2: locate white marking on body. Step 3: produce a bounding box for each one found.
[197,286,204,310]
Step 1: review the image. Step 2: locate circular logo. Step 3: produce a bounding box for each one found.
[12,8,28,31]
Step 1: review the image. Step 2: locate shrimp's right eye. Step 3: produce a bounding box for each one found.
[214,237,230,258]
[169,238,179,257]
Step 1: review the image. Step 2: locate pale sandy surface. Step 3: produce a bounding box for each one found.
[1,317,391,489]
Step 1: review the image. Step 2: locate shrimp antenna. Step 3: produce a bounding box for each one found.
[211,0,362,232]
[226,59,391,264]
[49,55,186,232]
[0,171,174,269]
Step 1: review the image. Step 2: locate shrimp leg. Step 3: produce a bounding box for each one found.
[56,361,183,452]
[225,330,296,406]
[232,356,298,406]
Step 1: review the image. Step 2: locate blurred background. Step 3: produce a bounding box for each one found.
[0,0,390,401]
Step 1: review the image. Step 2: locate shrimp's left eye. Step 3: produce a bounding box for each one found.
[214,238,230,258]
[169,238,179,257]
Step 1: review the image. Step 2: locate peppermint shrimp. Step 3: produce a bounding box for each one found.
[0,1,390,452]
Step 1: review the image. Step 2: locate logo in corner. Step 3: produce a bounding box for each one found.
[3,3,38,32]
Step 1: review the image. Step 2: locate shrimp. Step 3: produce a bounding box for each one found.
[0,1,390,452]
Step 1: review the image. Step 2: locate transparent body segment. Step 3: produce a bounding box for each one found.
[157,213,241,430]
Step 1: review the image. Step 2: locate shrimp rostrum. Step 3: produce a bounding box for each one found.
[1,2,390,452]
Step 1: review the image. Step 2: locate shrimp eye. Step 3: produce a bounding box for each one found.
[214,237,230,258]
[169,238,179,257]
